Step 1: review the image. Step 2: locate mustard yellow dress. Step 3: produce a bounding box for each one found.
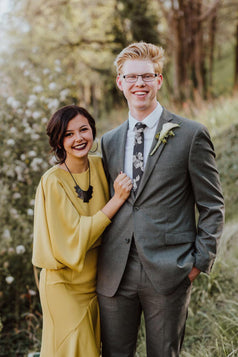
[32,156,111,357]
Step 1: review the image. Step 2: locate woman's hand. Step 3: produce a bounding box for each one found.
[113,172,132,202]
[101,173,132,220]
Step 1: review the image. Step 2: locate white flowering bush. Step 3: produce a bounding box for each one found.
[0,56,78,355]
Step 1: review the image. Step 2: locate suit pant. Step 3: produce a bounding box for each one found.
[98,241,192,357]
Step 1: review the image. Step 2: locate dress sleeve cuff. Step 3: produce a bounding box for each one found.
[94,210,111,231]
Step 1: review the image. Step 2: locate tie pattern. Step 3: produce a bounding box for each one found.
[132,122,146,192]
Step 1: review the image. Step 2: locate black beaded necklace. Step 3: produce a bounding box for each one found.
[64,161,93,203]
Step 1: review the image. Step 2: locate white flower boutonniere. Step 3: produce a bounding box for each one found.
[150,123,180,156]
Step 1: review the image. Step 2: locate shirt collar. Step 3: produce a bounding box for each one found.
[128,102,163,130]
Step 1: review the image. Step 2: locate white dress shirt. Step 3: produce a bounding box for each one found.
[124,103,163,179]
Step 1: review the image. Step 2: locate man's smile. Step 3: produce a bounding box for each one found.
[132,90,148,96]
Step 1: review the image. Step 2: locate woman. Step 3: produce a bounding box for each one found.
[32,105,132,356]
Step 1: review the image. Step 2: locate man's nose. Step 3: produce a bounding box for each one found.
[135,75,145,85]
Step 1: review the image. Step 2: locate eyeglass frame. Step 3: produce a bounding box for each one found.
[122,73,158,83]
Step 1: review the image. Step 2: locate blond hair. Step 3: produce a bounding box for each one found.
[114,42,165,74]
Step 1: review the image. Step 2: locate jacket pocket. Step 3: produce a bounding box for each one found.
[165,231,195,245]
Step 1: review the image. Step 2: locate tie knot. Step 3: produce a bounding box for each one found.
[135,122,146,132]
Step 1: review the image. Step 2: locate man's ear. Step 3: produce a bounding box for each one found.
[157,74,163,90]
[116,75,123,91]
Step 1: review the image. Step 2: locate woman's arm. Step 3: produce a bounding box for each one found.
[33,172,132,271]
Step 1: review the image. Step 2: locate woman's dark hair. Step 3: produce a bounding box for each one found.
[47,105,96,164]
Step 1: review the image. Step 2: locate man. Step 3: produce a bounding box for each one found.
[97,42,224,357]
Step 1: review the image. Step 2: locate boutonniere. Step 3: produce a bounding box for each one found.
[150,122,180,156]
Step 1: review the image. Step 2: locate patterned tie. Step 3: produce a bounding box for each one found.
[132,122,146,193]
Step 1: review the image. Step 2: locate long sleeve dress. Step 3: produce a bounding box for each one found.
[32,155,111,357]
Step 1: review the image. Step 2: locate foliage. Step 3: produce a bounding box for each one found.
[1,0,117,118]
[0,56,78,356]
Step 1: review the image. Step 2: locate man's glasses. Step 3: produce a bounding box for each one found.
[122,73,158,83]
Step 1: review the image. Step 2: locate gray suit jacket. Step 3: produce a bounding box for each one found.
[97,108,224,296]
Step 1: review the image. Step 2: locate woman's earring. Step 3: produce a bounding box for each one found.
[90,138,99,153]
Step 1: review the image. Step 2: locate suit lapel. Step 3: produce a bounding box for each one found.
[135,108,173,199]
[112,120,128,174]
[112,120,137,205]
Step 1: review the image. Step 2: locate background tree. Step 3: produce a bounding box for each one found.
[112,0,160,53]
[212,0,238,94]
[235,20,238,91]
[157,0,221,102]
[220,0,238,91]
[7,0,116,117]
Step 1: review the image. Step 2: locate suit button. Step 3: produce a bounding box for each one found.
[134,206,139,211]
[125,238,130,244]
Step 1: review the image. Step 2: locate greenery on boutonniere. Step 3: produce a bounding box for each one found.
[150,122,180,156]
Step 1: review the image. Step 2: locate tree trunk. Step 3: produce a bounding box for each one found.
[193,0,206,100]
[208,11,217,90]
[170,5,184,101]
